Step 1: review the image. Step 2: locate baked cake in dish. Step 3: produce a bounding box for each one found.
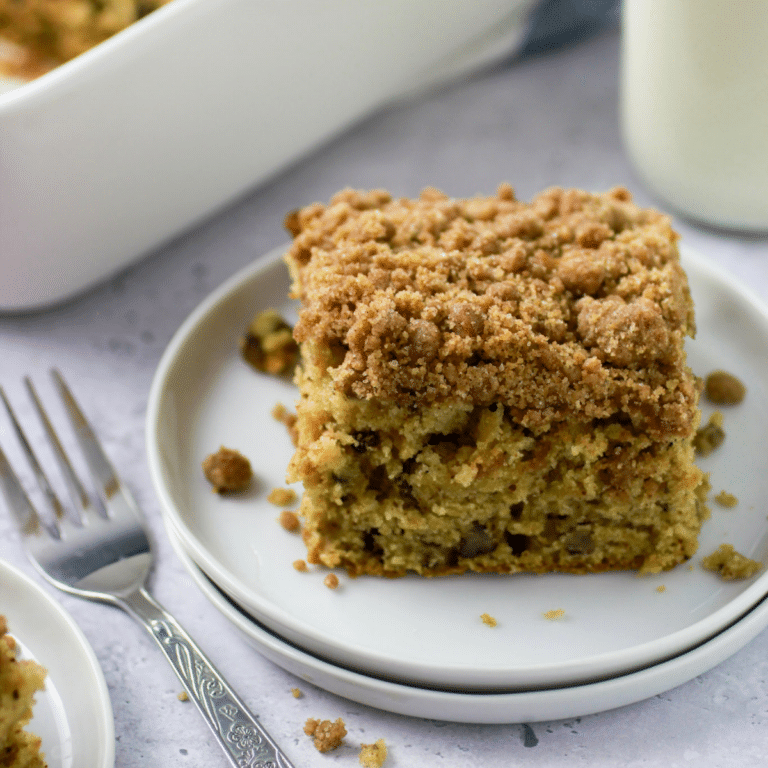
[0,0,172,73]
[284,185,708,577]
[0,616,46,768]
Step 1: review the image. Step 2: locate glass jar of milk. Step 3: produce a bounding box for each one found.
[621,0,768,231]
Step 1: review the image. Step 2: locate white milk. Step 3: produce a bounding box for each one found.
[621,0,768,231]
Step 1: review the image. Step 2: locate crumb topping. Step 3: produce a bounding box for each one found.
[285,186,697,437]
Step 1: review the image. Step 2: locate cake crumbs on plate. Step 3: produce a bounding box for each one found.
[293,559,309,572]
[693,411,725,457]
[704,370,746,405]
[201,446,252,492]
[480,613,497,627]
[278,510,301,532]
[656,584,666,593]
[702,544,761,581]
[291,687,302,699]
[177,691,189,701]
[267,488,297,506]
[324,573,340,590]
[359,739,388,767]
[239,309,299,376]
[544,609,566,620]
[304,717,347,752]
[272,403,298,446]
[714,490,738,508]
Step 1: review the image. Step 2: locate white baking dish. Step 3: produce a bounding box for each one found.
[0,0,536,312]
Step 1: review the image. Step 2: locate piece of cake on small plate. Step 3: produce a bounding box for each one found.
[284,184,708,578]
[0,615,46,768]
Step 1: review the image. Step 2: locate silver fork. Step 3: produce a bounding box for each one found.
[0,370,296,768]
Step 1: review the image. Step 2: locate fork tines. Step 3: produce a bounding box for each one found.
[0,370,107,537]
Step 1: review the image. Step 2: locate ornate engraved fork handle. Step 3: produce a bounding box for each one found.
[119,587,295,768]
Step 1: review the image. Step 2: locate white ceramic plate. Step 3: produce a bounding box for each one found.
[146,243,768,691]
[0,558,115,768]
[168,526,768,724]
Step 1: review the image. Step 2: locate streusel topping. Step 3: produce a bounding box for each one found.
[285,185,697,437]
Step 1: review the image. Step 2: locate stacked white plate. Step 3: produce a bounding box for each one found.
[146,244,768,723]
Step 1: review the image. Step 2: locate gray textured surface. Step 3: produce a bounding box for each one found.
[2,27,768,767]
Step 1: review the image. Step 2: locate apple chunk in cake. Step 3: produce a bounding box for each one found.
[284,185,708,577]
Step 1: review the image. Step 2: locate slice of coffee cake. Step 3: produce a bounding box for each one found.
[284,185,708,577]
[0,616,46,768]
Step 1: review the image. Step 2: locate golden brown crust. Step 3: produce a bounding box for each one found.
[285,186,697,439]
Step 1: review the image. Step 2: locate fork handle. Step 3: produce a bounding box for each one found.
[118,587,296,768]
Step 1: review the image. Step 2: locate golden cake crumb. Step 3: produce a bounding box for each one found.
[0,616,46,768]
[693,411,725,456]
[202,447,252,493]
[304,717,347,752]
[714,491,738,508]
[359,739,388,767]
[702,544,761,580]
[272,403,299,446]
[240,309,299,376]
[278,510,301,532]
[324,573,340,590]
[705,370,746,405]
[177,691,189,701]
[480,613,498,627]
[268,488,298,507]
[293,559,309,572]
[544,609,566,620]
[656,585,666,593]
[284,185,707,578]
[291,688,302,699]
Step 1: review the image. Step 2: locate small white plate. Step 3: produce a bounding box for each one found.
[0,558,115,768]
[147,243,768,691]
[168,526,768,724]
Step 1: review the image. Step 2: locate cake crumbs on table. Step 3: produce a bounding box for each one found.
[268,487,297,506]
[293,559,309,572]
[544,609,566,620]
[278,510,301,531]
[359,738,388,767]
[480,613,497,627]
[304,717,347,752]
[714,491,738,508]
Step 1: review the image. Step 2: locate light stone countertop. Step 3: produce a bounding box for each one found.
[2,26,768,768]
